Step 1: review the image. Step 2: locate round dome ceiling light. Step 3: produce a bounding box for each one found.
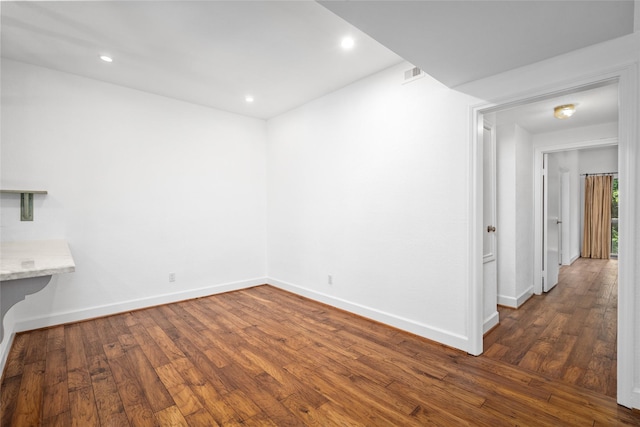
[554,104,576,119]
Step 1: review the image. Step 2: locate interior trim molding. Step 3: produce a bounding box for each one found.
[497,286,533,308]
[517,287,534,307]
[483,311,499,334]
[633,387,640,409]
[0,332,16,379]
[497,295,517,308]
[267,277,469,351]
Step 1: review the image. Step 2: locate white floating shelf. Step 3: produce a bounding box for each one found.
[0,190,48,194]
[0,190,48,221]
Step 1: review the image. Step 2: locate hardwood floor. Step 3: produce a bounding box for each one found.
[484,258,619,398]
[2,284,639,426]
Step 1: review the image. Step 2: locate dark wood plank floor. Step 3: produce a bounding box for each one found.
[2,284,639,426]
[484,258,619,398]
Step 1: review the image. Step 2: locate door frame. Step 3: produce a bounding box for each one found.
[533,138,617,295]
[468,65,637,408]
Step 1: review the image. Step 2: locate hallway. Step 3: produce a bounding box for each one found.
[483,258,618,397]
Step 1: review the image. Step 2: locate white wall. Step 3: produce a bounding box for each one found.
[514,126,534,298]
[1,60,268,359]
[267,61,480,349]
[567,152,581,263]
[495,124,533,308]
[578,145,619,174]
[496,125,517,305]
[565,151,580,263]
[533,122,618,148]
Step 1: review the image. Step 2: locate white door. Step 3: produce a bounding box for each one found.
[482,123,498,332]
[543,153,560,292]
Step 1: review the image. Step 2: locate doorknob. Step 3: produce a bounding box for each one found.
[487,225,496,232]
[556,219,563,224]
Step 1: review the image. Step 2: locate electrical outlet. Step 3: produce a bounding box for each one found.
[169,272,176,282]
[328,274,333,285]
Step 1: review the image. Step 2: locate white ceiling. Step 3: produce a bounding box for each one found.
[492,82,619,135]
[1,0,633,128]
[0,1,403,119]
[320,0,635,88]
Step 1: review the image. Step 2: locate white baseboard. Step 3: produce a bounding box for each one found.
[483,311,499,334]
[0,331,16,379]
[497,295,517,308]
[1,277,267,374]
[498,286,533,308]
[13,277,267,334]
[516,287,534,307]
[267,277,469,351]
[630,387,640,410]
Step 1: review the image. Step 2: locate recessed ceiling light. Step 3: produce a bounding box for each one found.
[99,55,113,63]
[245,95,254,103]
[554,104,576,119]
[341,37,355,50]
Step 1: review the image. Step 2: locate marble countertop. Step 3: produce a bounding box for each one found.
[0,240,75,281]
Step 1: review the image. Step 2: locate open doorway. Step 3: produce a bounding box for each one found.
[540,144,618,291]
[473,79,627,402]
[484,142,619,398]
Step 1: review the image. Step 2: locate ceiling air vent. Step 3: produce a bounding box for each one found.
[403,66,424,84]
